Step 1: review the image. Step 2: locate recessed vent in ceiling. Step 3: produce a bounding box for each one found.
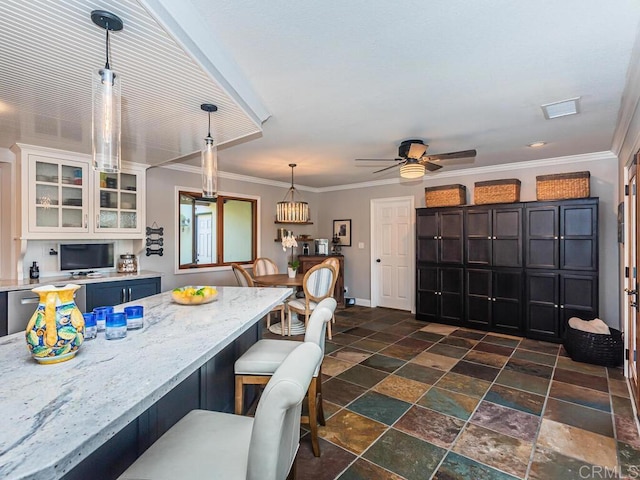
[541,97,581,119]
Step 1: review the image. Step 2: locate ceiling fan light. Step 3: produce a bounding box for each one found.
[400,162,425,179]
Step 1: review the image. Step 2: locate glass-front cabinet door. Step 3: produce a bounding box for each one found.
[94,170,142,233]
[28,156,89,233]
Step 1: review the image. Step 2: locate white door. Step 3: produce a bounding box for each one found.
[626,160,640,411]
[371,196,414,311]
[197,213,213,264]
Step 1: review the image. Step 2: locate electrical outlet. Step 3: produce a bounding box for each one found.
[358,242,365,249]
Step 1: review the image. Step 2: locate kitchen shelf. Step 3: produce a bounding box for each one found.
[274,221,313,225]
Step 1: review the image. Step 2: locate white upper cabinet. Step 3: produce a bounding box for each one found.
[12,144,146,239]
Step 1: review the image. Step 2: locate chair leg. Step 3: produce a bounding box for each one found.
[308,377,320,457]
[316,368,326,426]
[266,311,271,331]
[280,306,285,336]
[234,376,244,415]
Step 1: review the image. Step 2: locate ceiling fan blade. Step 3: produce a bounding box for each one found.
[424,149,477,161]
[425,161,443,172]
[373,162,405,174]
[407,143,428,159]
[355,158,402,162]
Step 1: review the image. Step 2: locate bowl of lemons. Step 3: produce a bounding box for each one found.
[171,286,218,305]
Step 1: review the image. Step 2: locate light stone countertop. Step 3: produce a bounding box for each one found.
[0,286,292,480]
[0,270,162,292]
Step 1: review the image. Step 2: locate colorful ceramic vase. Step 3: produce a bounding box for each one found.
[25,284,85,364]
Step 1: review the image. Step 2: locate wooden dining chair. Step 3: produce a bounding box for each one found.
[235,299,336,457]
[321,257,340,335]
[286,263,337,339]
[253,257,279,276]
[231,263,286,335]
[119,342,322,480]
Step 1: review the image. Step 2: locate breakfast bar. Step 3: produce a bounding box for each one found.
[0,286,291,480]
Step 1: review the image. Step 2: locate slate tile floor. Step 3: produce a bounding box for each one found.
[263,306,640,479]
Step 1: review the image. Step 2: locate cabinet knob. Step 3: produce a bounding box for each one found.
[554,236,558,240]
[487,236,492,239]
[434,236,438,239]
[554,304,558,308]
[493,298,496,301]
[493,236,497,240]
[560,236,565,240]
[560,305,564,309]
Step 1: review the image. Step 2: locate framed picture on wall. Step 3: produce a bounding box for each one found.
[333,219,352,247]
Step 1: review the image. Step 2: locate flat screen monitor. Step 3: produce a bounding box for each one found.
[58,243,115,272]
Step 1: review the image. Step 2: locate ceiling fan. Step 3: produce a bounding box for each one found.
[356,139,477,178]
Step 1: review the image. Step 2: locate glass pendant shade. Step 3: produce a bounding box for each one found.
[92,67,121,173]
[400,160,425,179]
[202,136,218,197]
[276,164,309,223]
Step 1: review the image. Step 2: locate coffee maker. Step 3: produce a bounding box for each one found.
[314,239,329,255]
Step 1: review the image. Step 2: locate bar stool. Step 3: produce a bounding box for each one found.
[235,298,337,457]
[119,342,322,480]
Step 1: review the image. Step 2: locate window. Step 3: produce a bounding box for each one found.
[178,190,257,269]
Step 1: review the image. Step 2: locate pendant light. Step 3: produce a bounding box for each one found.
[400,159,426,179]
[91,10,123,173]
[201,103,218,198]
[276,164,310,223]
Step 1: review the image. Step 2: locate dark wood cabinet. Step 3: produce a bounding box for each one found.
[85,277,161,310]
[466,269,523,333]
[298,255,344,305]
[525,199,598,270]
[416,197,598,343]
[417,209,464,264]
[416,265,464,325]
[525,271,598,342]
[466,206,522,267]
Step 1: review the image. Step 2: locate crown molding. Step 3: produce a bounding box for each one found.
[161,150,615,194]
[318,150,616,192]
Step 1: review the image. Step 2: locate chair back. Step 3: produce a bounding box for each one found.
[303,298,337,354]
[302,263,338,303]
[231,263,254,287]
[247,342,322,480]
[321,257,340,280]
[253,257,279,276]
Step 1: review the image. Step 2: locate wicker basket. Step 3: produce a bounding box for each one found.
[563,325,623,367]
[536,171,590,201]
[474,179,521,205]
[424,184,466,207]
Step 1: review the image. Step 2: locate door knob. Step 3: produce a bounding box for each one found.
[376,259,381,263]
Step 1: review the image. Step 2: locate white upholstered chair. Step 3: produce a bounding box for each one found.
[235,298,337,457]
[232,263,286,335]
[119,342,322,480]
[287,263,337,339]
[253,257,279,276]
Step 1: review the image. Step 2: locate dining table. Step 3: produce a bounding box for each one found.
[253,273,306,335]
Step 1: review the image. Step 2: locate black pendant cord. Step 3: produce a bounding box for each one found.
[207,112,212,139]
[105,28,111,70]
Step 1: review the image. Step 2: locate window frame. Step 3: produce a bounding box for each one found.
[174,187,260,274]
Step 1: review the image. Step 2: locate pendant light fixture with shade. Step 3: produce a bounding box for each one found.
[200,103,218,198]
[91,10,123,173]
[276,164,310,223]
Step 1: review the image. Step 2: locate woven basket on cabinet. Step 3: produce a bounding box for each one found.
[424,184,466,207]
[536,171,590,200]
[474,179,521,205]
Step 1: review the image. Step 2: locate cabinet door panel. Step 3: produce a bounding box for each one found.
[130,279,161,301]
[526,272,560,340]
[440,211,463,237]
[493,208,521,267]
[493,239,521,267]
[417,238,438,263]
[528,304,559,338]
[440,268,464,325]
[466,269,491,327]
[561,274,598,311]
[525,207,558,268]
[527,273,558,303]
[417,213,438,237]
[560,203,597,271]
[417,267,438,291]
[440,239,463,264]
[493,271,523,332]
[416,291,438,321]
[466,210,491,265]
